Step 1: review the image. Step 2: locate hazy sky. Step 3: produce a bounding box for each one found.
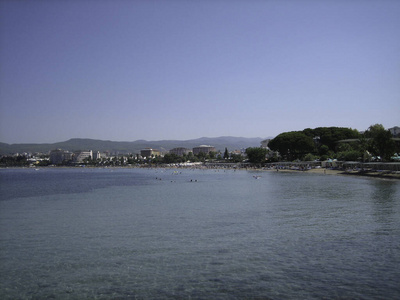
[1,0,399,144]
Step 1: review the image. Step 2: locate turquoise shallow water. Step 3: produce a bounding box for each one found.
[1,168,400,299]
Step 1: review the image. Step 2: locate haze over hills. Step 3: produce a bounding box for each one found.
[0,136,267,155]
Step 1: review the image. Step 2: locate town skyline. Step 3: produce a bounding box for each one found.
[1,125,399,156]
[1,1,399,144]
[2,125,399,167]
[1,124,398,146]
[0,135,263,155]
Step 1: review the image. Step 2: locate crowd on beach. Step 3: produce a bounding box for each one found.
[141,161,400,180]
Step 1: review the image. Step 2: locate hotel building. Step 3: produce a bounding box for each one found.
[140,148,161,158]
[192,145,216,155]
[169,147,192,156]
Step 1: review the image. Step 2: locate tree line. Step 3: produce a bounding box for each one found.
[246,124,399,164]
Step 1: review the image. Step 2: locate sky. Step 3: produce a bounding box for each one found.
[0,0,399,144]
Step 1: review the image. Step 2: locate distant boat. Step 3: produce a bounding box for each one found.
[253,175,261,179]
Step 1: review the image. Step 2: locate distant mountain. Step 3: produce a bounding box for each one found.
[0,136,267,155]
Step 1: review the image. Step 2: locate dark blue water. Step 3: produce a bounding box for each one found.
[1,168,399,299]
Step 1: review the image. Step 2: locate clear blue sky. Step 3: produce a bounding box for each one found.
[1,0,399,144]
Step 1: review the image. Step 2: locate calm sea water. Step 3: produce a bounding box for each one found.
[0,168,399,299]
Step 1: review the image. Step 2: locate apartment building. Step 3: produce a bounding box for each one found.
[73,150,93,163]
[169,147,192,156]
[192,145,216,155]
[93,151,102,160]
[49,149,73,164]
[140,148,161,158]
[389,126,400,137]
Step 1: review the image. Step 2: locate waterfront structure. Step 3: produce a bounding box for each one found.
[192,145,216,155]
[140,148,161,158]
[169,147,192,156]
[49,149,73,164]
[389,126,400,137]
[73,150,93,163]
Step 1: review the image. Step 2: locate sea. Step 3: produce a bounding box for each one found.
[0,167,399,299]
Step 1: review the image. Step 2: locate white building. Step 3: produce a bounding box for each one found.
[192,145,216,155]
[73,150,93,163]
[389,126,400,137]
[169,147,192,156]
[140,148,161,158]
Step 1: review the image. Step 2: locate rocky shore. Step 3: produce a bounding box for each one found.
[265,166,400,180]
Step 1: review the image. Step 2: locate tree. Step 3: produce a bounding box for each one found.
[0,155,29,167]
[364,124,385,138]
[319,145,330,156]
[357,134,370,162]
[231,153,243,163]
[186,151,194,162]
[303,153,317,161]
[223,147,229,159]
[268,131,315,160]
[150,155,163,164]
[336,150,361,161]
[196,151,207,162]
[208,151,216,159]
[311,127,360,152]
[163,153,182,164]
[365,124,395,161]
[245,147,268,164]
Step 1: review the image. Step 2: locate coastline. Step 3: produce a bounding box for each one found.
[262,167,400,180]
[338,169,400,180]
[1,164,399,181]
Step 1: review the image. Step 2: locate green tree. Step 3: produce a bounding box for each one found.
[223,147,229,159]
[0,155,29,167]
[336,150,361,161]
[245,147,268,164]
[357,134,370,162]
[312,127,360,152]
[365,124,395,161]
[196,151,207,162]
[150,155,163,164]
[163,153,182,164]
[364,124,385,138]
[208,151,216,159]
[231,153,243,163]
[268,131,315,160]
[337,143,352,152]
[303,153,317,161]
[186,152,194,162]
[319,145,330,156]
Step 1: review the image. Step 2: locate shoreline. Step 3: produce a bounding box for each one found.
[261,167,400,180]
[1,164,399,181]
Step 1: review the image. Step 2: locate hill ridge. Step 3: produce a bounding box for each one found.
[0,136,267,155]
